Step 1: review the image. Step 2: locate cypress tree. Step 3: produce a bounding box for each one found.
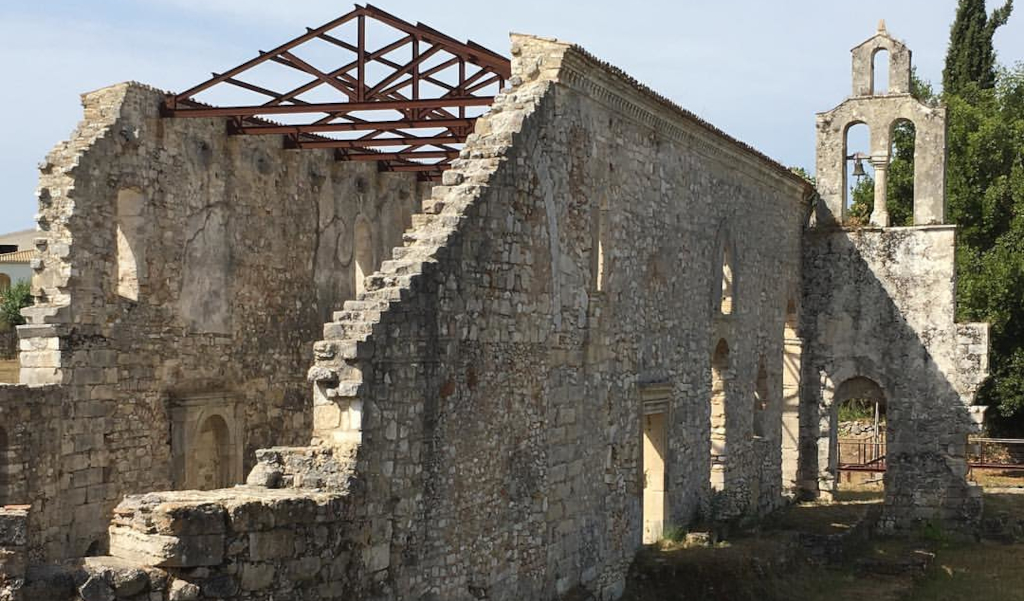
[943,0,1013,94]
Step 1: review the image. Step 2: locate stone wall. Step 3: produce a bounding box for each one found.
[306,34,811,600]
[0,331,15,361]
[15,83,427,559]
[25,33,815,601]
[801,226,989,528]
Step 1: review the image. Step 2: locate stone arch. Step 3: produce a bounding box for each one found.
[710,338,731,490]
[816,366,890,496]
[353,214,374,297]
[192,413,232,490]
[116,188,146,301]
[843,121,872,215]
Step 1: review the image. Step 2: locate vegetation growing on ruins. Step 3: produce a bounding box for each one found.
[0,280,29,329]
[852,0,1024,427]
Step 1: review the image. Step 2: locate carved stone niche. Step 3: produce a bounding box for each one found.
[170,392,244,491]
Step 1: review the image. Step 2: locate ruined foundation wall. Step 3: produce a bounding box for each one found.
[802,226,988,527]
[19,83,424,558]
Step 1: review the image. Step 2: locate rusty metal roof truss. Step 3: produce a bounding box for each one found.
[163,4,511,180]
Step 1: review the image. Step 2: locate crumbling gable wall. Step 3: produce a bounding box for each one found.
[303,34,811,600]
[15,83,426,558]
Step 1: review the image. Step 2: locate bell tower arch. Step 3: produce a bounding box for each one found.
[815,21,946,227]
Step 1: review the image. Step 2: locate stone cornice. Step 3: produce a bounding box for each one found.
[554,46,813,198]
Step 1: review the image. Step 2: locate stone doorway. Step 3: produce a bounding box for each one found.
[642,390,669,544]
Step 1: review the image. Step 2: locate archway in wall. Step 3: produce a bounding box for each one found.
[833,377,887,496]
[353,215,373,297]
[844,122,874,224]
[710,339,731,491]
[886,118,917,226]
[192,415,232,490]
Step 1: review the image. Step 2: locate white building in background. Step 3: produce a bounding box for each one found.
[0,229,35,290]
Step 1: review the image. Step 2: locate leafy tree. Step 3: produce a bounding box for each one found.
[0,281,31,329]
[945,65,1024,423]
[943,0,1014,94]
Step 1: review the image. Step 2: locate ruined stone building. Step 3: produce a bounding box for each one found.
[0,9,991,601]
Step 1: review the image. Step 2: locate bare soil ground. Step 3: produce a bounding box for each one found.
[620,490,1024,601]
[0,360,17,383]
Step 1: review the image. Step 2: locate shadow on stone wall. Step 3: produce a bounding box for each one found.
[800,226,987,530]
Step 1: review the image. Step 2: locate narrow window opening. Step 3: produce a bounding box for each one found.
[781,299,802,491]
[116,189,145,301]
[720,245,734,315]
[873,49,890,95]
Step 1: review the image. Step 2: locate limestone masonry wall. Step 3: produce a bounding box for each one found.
[17,83,425,559]
[802,226,988,527]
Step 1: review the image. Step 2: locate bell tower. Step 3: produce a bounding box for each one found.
[815,22,947,227]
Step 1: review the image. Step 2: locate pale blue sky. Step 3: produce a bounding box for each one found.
[2,0,1022,231]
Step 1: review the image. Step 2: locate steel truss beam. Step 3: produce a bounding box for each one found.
[163,4,511,179]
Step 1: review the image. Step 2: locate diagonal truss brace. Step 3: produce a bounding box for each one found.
[162,4,512,179]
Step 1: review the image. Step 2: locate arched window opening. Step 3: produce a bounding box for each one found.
[781,299,802,492]
[887,118,917,227]
[353,215,374,297]
[834,377,887,493]
[753,361,769,438]
[710,339,731,490]
[116,189,145,301]
[720,244,734,315]
[844,123,874,224]
[192,414,231,490]
[873,48,890,95]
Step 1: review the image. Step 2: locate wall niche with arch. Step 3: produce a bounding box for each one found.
[170,392,244,491]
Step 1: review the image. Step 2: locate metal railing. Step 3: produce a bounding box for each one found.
[968,438,1024,471]
[837,439,887,473]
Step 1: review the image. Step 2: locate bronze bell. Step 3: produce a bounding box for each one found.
[852,157,867,178]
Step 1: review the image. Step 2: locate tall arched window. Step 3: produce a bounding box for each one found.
[720,244,734,315]
[781,298,802,492]
[353,215,374,297]
[116,189,145,301]
[844,122,873,223]
[873,48,891,94]
[710,338,731,490]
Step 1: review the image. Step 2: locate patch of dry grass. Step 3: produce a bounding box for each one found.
[0,360,17,384]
